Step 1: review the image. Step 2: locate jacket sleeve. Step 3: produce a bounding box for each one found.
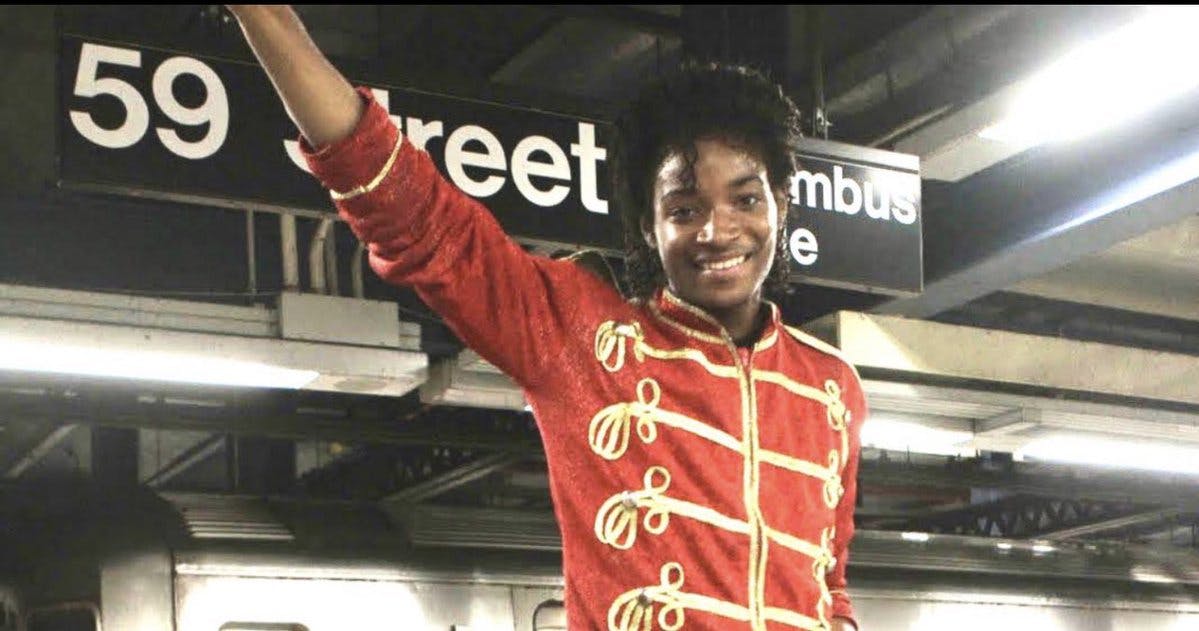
[828,363,866,629]
[301,88,610,389]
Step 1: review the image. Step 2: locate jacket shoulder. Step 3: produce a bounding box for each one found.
[781,324,862,383]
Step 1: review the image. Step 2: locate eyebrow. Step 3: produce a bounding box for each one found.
[660,173,764,199]
[729,173,764,189]
[660,184,696,199]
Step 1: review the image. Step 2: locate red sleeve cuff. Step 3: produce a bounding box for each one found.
[832,592,857,630]
[299,86,401,194]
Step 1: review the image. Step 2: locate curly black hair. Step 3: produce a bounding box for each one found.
[611,61,804,301]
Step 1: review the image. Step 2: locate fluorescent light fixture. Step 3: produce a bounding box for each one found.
[982,7,1199,147]
[861,418,975,457]
[1019,434,1199,476]
[901,532,930,543]
[0,338,318,389]
[1032,544,1056,554]
[996,542,1013,551]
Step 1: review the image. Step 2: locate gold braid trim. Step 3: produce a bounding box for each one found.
[608,563,826,631]
[594,466,827,561]
[586,380,842,488]
[822,450,845,509]
[595,321,646,373]
[781,324,863,383]
[751,370,836,407]
[822,380,851,477]
[754,327,779,352]
[648,300,726,345]
[811,527,837,629]
[328,134,405,201]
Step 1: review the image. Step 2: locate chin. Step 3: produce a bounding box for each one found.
[682,284,759,312]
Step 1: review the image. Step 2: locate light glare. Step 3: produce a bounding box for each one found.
[982,7,1199,146]
[861,418,974,457]
[1020,434,1199,476]
[0,338,318,389]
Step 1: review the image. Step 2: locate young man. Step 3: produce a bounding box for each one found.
[230,6,865,630]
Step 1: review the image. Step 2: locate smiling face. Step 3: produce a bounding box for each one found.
[645,136,784,334]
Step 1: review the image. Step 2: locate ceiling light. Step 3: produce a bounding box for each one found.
[981,7,1199,147]
[861,418,975,457]
[901,532,931,543]
[0,338,318,389]
[1018,434,1199,476]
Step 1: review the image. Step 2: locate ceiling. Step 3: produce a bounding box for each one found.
[2,4,1198,566]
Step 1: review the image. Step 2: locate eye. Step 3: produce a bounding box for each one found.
[738,194,761,208]
[667,206,696,221]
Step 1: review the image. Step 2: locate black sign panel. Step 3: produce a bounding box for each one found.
[59,36,922,294]
[58,36,619,249]
[788,138,923,294]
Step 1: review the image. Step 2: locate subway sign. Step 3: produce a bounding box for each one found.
[787,138,923,294]
[58,36,921,295]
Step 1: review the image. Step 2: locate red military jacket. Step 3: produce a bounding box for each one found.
[303,90,867,631]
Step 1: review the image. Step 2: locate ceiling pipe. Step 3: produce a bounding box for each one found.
[825,5,1020,120]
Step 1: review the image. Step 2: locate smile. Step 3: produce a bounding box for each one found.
[697,253,750,272]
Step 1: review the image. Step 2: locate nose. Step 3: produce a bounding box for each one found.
[696,204,741,246]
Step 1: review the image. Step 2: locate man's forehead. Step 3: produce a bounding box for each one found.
[655,146,768,192]
[657,142,767,181]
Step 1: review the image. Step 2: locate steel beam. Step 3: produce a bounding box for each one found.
[1043,509,1183,541]
[2,423,77,479]
[859,458,1199,512]
[888,495,1154,539]
[382,451,527,505]
[0,385,545,454]
[143,433,227,489]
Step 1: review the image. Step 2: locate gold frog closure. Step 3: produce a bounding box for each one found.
[589,378,663,460]
[595,466,673,550]
[608,562,688,631]
[811,527,837,630]
[823,380,848,431]
[595,320,646,373]
[822,451,845,509]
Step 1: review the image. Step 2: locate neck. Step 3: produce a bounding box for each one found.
[709,300,768,347]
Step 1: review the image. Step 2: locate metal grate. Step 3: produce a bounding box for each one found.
[165,494,294,542]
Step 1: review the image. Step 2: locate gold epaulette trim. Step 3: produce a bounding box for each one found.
[782,324,862,383]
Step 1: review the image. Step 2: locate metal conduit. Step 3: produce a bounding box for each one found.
[308,217,333,295]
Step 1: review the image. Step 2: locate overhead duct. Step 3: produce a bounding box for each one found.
[0,283,425,396]
[419,350,526,410]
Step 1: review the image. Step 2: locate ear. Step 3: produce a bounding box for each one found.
[641,216,657,249]
[773,187,790,222]
[773,187,789,211]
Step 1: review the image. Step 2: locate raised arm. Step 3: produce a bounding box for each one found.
[226,5,362,147]
[227,6,617,390]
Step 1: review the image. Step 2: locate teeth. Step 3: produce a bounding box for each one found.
[701,254,748,271]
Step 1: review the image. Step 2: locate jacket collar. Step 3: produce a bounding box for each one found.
[649,287,780,352]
